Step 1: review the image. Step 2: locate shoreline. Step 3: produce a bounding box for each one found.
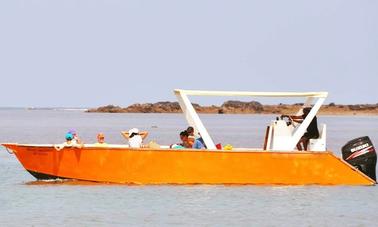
[86,101,378,116]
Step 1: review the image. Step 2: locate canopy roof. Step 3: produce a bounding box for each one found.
[174,89,328,98]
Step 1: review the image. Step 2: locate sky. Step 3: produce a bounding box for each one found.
[0,0,377,107]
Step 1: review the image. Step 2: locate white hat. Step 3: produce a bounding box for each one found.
[129,128,139,135]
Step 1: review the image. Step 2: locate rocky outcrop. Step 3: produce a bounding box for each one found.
[87,101,264,114]
[92,105,125,113]
[125,102,185,113]
[348,104,378,111]
[219,100,264,114]
[87,102,207,113]
[87,102,378,115]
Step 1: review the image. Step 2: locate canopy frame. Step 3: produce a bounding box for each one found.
[174,89,328,150]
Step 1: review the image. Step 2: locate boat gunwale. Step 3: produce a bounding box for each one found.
[2,143,333,155]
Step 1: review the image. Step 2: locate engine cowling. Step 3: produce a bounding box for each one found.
[342,136,377,182]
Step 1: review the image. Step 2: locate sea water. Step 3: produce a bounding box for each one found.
[0,109,377,226]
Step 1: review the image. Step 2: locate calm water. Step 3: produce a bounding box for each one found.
[0,109,378,226]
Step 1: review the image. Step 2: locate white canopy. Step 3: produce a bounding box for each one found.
[175,89,328,98]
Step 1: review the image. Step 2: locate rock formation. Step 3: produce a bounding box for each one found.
[87,101,378,115]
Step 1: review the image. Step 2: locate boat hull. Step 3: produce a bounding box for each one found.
[2,144,375,185]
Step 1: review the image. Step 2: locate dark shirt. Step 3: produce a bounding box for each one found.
[303,115,319,138]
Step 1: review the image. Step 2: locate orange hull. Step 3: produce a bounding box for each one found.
[2,143,375,185]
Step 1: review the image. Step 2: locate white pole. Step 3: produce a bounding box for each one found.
[175,92,216,149]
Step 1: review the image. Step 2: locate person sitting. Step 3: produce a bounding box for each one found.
[187,126,195,137]
[179,130,192,148]
[197,135,207,149]
[192,138,205,149]
[68,129,82,145]
[54,133,83,151]
[283,107,319,151]
[121,128,148,148]
[186,126,205,149]
[94,133,108,147]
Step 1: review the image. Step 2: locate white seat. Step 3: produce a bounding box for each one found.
[308,124,326,151]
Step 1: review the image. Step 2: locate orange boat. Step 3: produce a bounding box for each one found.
[1,89,376,185]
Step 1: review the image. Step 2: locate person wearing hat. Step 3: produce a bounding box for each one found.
[54,132,83,151]
[68,129,82,145]
[121,128,149,148]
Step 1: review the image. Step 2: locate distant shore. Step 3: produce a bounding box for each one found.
[86,101,378,116]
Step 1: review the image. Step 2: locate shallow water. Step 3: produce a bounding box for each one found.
[0,110,378,226]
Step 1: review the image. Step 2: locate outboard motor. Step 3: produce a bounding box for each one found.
[342,136,377,182]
